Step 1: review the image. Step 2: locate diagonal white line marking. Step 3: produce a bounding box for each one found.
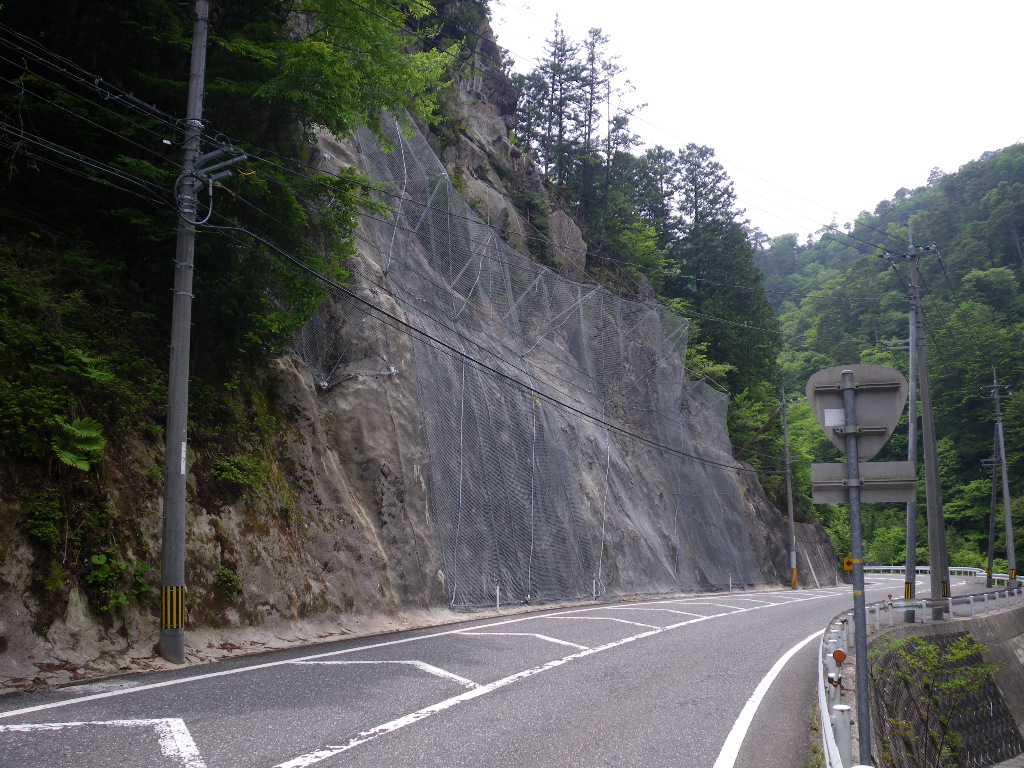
[460,632,589,650]
[0,718,206,768]
[288,660,480,690]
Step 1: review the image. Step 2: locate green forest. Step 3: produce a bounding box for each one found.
[506,18,1024,572]
[1,0,1021,621]
[760,149,1024,571]
[0,0,458,617]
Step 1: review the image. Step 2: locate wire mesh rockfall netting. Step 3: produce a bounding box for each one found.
[293,116,769,608]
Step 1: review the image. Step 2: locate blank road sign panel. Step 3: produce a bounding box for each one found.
[811,461,917,504]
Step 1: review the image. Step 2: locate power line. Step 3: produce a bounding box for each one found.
[0,120,170,204]
[207,220,758,475]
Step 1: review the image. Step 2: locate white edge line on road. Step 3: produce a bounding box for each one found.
[286,660,480,690]
[711,629,824,768]
[0,718,206,768]
[0,590,842,721]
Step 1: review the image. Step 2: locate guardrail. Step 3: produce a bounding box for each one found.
[817,578,1024,768]
[861,565,1017,586]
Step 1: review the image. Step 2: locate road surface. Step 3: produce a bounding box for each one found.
[0,573,974,768]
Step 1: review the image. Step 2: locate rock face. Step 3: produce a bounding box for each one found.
[0,9,839,688]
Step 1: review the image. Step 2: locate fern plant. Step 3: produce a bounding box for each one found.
[51,416,106,471]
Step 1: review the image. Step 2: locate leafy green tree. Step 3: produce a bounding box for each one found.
[870,634,1004,768]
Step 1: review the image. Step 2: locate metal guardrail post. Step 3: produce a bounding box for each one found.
[818,626,846,768]
[834,704,853,768]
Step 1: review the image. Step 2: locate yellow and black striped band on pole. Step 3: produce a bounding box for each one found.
[904,583,912,600]
[162,585,186,629]
[1012,569,1018,580]
[941,581,949,597]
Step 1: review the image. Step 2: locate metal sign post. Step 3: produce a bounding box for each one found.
[839,369,872,767]
[806,364,913,768]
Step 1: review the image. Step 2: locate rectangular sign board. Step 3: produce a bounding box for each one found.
[811,461,917,504]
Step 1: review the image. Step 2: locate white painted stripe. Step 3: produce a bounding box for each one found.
[460,632,589,650]
[0,718,206,768]
[601,607,705,618]
[288,660,480,690]
[711,630,823,768]
[545,616,660,629]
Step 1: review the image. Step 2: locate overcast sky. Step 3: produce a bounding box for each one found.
[489,0,1024,240]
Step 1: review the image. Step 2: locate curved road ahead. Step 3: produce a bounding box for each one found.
[0,573,972,768]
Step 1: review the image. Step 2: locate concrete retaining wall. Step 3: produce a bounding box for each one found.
[866,606,1024,767]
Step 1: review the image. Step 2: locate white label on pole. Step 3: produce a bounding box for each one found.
[180,442,187,475]
[824,408,844,427]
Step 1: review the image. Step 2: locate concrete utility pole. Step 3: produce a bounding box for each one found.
[898,244,950,617]
[160,0,210,664]
[981,370,1017,588]
[984,449,998,588]
[880,330,918,622]
[781,386,798,589]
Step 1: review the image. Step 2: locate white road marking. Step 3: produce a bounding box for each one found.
[287,660,480,690]
[0,590,843,721]
[600,607,706,618]
[273,614,725,768]
[0,718,206,768]
[544,616,660,629]
[459,632,589,650]
[711,630,823,768]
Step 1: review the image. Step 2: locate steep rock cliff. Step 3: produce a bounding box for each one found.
[0,9,838,689]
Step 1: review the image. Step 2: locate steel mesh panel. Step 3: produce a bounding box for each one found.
[293,116,770,607]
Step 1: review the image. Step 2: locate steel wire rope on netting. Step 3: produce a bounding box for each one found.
[230,130,653,297]
[597,315,689,409]
[202,223,758,470]
[210,183,607,413]
[177,106,896,306]
[195,120,753,468]
[241,165,651,406]
[617,382,688,584]
[378,122,414,278]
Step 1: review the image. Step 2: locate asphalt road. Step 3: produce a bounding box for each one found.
[0,573,975,768]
